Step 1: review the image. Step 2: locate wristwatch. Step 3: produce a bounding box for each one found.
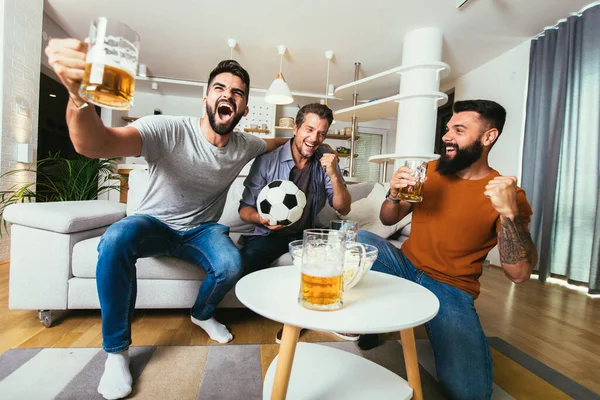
[385,189,400,204]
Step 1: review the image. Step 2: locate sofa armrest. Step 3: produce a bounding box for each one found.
[4,200,126,234]
[9,224,110,310]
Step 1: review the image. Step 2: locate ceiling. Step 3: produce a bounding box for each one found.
[45,0,591,101]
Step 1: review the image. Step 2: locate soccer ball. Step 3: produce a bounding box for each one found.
[257,180,307,226]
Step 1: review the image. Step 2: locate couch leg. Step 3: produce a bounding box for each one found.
[38,310,52,328]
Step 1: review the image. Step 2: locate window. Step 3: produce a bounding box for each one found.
[352,132,383,182]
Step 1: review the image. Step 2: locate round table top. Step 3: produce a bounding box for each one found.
[235,266,439,334]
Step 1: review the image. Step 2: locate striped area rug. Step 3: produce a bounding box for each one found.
[0,338,596,400]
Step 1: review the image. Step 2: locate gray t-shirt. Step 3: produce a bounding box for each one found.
[131,115,266,231]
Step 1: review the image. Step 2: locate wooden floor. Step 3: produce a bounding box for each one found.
[1,261,599,395]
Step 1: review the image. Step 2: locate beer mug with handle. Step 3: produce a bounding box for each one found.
[299,229,365,311]
[329,220,358,243]
[80,17,140,110]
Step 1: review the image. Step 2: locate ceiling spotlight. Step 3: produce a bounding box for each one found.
[151,82,159,91]
[138,64,147,77]
[49,94,56,98]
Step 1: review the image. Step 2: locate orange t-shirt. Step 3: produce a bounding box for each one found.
[400,161,533,299]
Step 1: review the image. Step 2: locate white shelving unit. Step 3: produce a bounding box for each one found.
[334,62,450,101]
[334,92,448,123]
[333,28,450,182]
[369,153,440,182]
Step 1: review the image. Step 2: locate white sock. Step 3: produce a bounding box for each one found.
[191,316,233,343]
[97,351,132,400]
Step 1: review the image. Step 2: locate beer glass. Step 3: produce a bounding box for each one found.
[329,220,358,243]
[79,17,140,110]
[299,229,365,311]
[399,159,428,202]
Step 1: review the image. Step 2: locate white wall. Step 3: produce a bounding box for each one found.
[128,91,204,118]
[41,13,69,70]
[443,39,531,265]
[449,40,531,178]
[0,0,44,261]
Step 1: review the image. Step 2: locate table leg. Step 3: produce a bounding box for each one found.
[271,324,301,400]
[400,328,423,400]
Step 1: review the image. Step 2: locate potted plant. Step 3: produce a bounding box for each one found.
[0,153,121,235]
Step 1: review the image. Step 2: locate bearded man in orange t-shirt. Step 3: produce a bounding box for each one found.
[358,99,538,400]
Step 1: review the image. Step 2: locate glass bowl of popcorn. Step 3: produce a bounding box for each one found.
[288,240,378,290]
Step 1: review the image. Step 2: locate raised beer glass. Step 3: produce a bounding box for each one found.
[79,17,140,110]
[299,229,364,311]
[398,159,428,203]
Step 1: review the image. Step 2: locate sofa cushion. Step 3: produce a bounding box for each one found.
[72,237,207,280]
[217,177,255,233]
[4,200,126,234]
[338,182,411,238]
[317,181,375,225]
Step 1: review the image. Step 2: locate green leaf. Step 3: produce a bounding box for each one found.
[0,153,123,236]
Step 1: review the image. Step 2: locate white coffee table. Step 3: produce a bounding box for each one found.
[235,266,440,400]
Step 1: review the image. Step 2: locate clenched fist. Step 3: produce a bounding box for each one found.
[320,153,341,178]
[484,176,519,219]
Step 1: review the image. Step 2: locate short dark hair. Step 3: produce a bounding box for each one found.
[295,103,334,130]
[453,99,506,135]
[207,60,251,97]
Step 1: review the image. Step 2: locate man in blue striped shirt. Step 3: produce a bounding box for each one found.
[238,103,351,274]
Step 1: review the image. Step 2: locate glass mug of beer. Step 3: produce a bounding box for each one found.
[79,17,140,110]
[399,159,428,202]
[329,220,358,243]
[299,229,365,311]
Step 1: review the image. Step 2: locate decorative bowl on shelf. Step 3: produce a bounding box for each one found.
[279,116,294,128]
[288,240,378,290]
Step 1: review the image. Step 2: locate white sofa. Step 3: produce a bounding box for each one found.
[5,168,411,327]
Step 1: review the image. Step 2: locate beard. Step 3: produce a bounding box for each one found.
[206,101,244,136]
[436,139,484,176]
[294,139,319,159]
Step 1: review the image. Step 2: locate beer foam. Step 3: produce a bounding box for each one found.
[302,264,343,278]
[86,40,137,77]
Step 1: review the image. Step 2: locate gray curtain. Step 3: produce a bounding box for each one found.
[522,4,600,294]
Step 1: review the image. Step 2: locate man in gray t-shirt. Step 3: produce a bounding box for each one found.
[46,40,285,400]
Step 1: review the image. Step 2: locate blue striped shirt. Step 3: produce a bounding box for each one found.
[239,139,345,236]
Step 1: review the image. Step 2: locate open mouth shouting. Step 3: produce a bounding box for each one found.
[444,143,458,157]
[216,101,235,125]
[303,140,319,155]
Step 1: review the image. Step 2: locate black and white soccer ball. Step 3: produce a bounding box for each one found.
[257,180,307,226]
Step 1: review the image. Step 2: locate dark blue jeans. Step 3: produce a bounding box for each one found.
[239,234,301,275]
[358,230,493,400]
[96,215,243,353]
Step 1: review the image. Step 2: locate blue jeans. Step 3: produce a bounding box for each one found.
[96,214,243,353]
[358,230,493,400]
[239,234,301,275]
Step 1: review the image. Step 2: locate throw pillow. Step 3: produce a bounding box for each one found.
[337,182,411,238]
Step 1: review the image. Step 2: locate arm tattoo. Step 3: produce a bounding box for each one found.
[499,215,536,264]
